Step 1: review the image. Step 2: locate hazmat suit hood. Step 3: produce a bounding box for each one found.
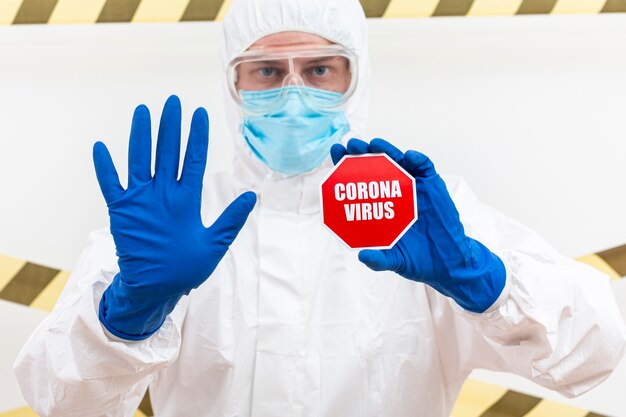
[220,0,371,184]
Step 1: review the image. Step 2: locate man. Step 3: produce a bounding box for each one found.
[14,0,626,416]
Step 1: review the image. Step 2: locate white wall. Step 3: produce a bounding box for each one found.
[1,15,626,270]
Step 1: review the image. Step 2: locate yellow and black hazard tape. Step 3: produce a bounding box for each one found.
[1,243,625,417]
[451,378,610,417]
[0,256,71,312]
[1,0,626,25]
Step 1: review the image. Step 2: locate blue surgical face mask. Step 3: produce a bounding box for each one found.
[241,86,350,176]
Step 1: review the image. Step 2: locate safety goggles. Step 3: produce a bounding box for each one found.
[227,44,358,115]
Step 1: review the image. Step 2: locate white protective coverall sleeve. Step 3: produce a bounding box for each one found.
[13,228,188,417]
[430,177,626,398]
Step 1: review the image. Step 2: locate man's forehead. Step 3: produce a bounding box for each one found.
[249,31,332,51]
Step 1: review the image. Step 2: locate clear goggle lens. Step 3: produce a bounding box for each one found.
[227,45,357,115]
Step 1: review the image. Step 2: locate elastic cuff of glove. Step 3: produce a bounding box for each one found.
[98,290,164,341]
[482,264,512,314]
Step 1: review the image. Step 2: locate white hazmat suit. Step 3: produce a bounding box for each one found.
[14,0,626,416]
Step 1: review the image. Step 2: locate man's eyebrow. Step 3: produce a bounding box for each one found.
[246,60,288,66]
[299,56,343,65]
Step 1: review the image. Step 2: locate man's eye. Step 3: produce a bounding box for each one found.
[259,68,276,77]
[312,66,329,76]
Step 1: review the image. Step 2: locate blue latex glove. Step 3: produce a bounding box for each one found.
[330,138,506,313]
[93,96,256,340]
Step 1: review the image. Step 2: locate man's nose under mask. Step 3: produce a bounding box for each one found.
[241,86,350,176]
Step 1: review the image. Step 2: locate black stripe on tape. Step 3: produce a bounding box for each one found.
[432,0,476,16]
[97,0,142,23]
[139,390,154,416]
[516,0,559,14]
[480,390,541,416]
[13,0,59,24]
[181,0,225,21]
[602,0,626,12]
[359,0,394,17]
[0,262,60,306]
[597,244,626,277]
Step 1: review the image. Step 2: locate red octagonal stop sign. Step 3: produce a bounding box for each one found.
[320,153,418,249]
